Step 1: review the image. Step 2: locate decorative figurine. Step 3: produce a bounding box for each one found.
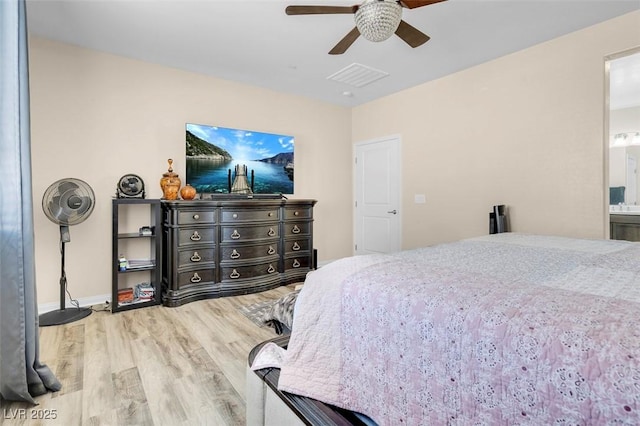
[160,159,181,200]
[180,184,197,200]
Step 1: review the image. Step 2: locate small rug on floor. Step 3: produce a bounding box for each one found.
[239,300,275,328]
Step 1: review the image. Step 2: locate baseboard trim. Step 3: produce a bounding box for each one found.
[316,259,335,268]
[38,262,337,314]
[38,294,111,315]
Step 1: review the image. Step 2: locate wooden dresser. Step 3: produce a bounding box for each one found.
[161,198,316,307]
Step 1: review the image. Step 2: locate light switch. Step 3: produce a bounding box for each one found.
[414,194,426,204]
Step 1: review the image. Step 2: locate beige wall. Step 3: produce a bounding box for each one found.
[29,11,640,306]
[353,11,640,249]
[29,37,352,306]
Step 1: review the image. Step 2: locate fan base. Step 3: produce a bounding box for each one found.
[39,307,92,327]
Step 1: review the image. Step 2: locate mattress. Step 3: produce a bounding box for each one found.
[276,233,640,425]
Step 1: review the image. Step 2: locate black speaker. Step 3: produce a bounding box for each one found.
[490,205,507,234]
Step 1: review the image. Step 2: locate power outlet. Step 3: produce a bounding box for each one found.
[414,194,426,204]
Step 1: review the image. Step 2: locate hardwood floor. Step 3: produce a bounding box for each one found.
[1,285,295,426]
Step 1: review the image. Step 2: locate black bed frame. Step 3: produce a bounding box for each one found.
[248,335,374,426]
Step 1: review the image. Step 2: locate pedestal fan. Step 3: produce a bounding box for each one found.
[39,178,95,326]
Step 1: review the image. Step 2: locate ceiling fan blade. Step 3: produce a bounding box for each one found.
[285,5,357,15]
[399,0,447,9]
[395,20,430,48]
[329,27,361,55]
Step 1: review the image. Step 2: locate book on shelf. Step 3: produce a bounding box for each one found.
[135,282,155,300]
[125,259,155,270]
[118,283,155,306]
[117,288,134,304]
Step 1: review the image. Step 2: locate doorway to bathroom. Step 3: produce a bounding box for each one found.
[606,48,640,240]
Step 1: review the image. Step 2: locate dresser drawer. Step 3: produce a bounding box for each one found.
[219,242,278,262]
[283,221,311,237]
[283,238,311,255]
[177,210,216,225]
[220,274,281,294]
[284,255,310,271]
[220,261,279,282]
[177,248,215,269]
[177,268,215,288]
[177,227,216,247]
[284,207,312,220]
[220,208,279,223]
[220,225,279,243]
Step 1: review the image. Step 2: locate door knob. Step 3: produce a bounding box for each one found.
[387,209,397,214]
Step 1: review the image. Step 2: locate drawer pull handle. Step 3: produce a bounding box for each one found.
[190,273,202,283]
[190,231,201,241]
[268,246,276,255]
[232,213,238,219]
[293,259,301,268]
[294,211,299,216]
[267,264,276,274]
[268,212,274,217]
[230,269,240,279]
[292,225,301,234]
[292,242,301,251]
[230,249,240,259]
[267,228,276,237]
[231,229,241,239]
[193,214,200,220]
[190,252,201,262]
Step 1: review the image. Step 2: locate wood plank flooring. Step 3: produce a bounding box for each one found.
[0,285,294,426]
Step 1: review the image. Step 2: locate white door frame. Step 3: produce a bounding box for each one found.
[353,135,402,255]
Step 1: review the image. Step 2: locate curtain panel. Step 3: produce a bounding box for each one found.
[0,0,61,403]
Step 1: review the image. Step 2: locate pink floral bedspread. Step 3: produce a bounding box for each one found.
[278,233,640,425]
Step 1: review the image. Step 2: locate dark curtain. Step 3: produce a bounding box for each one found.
[0,0,61,403]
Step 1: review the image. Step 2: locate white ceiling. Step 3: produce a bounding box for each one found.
[25,0,640,108]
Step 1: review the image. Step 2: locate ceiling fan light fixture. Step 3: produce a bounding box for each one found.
[354,0,402,42]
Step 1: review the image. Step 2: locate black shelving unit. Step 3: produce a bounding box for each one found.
[112,198,162,312]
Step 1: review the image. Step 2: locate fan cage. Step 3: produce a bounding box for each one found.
[42,178,96,226]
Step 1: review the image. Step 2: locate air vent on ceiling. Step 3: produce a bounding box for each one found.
[327,63,389,88]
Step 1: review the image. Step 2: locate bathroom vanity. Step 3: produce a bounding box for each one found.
[610,207,640,242]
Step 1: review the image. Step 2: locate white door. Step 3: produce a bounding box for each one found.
[627,154,637,205]
[354,136,401,255]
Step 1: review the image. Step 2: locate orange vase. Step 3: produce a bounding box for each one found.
[180,184,197,200]
[160,159,181,200]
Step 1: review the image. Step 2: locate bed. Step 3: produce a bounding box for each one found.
[247,233,640,425]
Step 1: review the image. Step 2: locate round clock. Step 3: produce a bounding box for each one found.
[117,174,145,199]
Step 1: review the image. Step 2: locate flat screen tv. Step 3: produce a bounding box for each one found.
[185,123,294,196]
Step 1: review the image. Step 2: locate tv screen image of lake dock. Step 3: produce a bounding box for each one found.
[186,123,294,195]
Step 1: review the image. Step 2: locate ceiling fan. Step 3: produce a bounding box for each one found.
[285,0,447,55]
